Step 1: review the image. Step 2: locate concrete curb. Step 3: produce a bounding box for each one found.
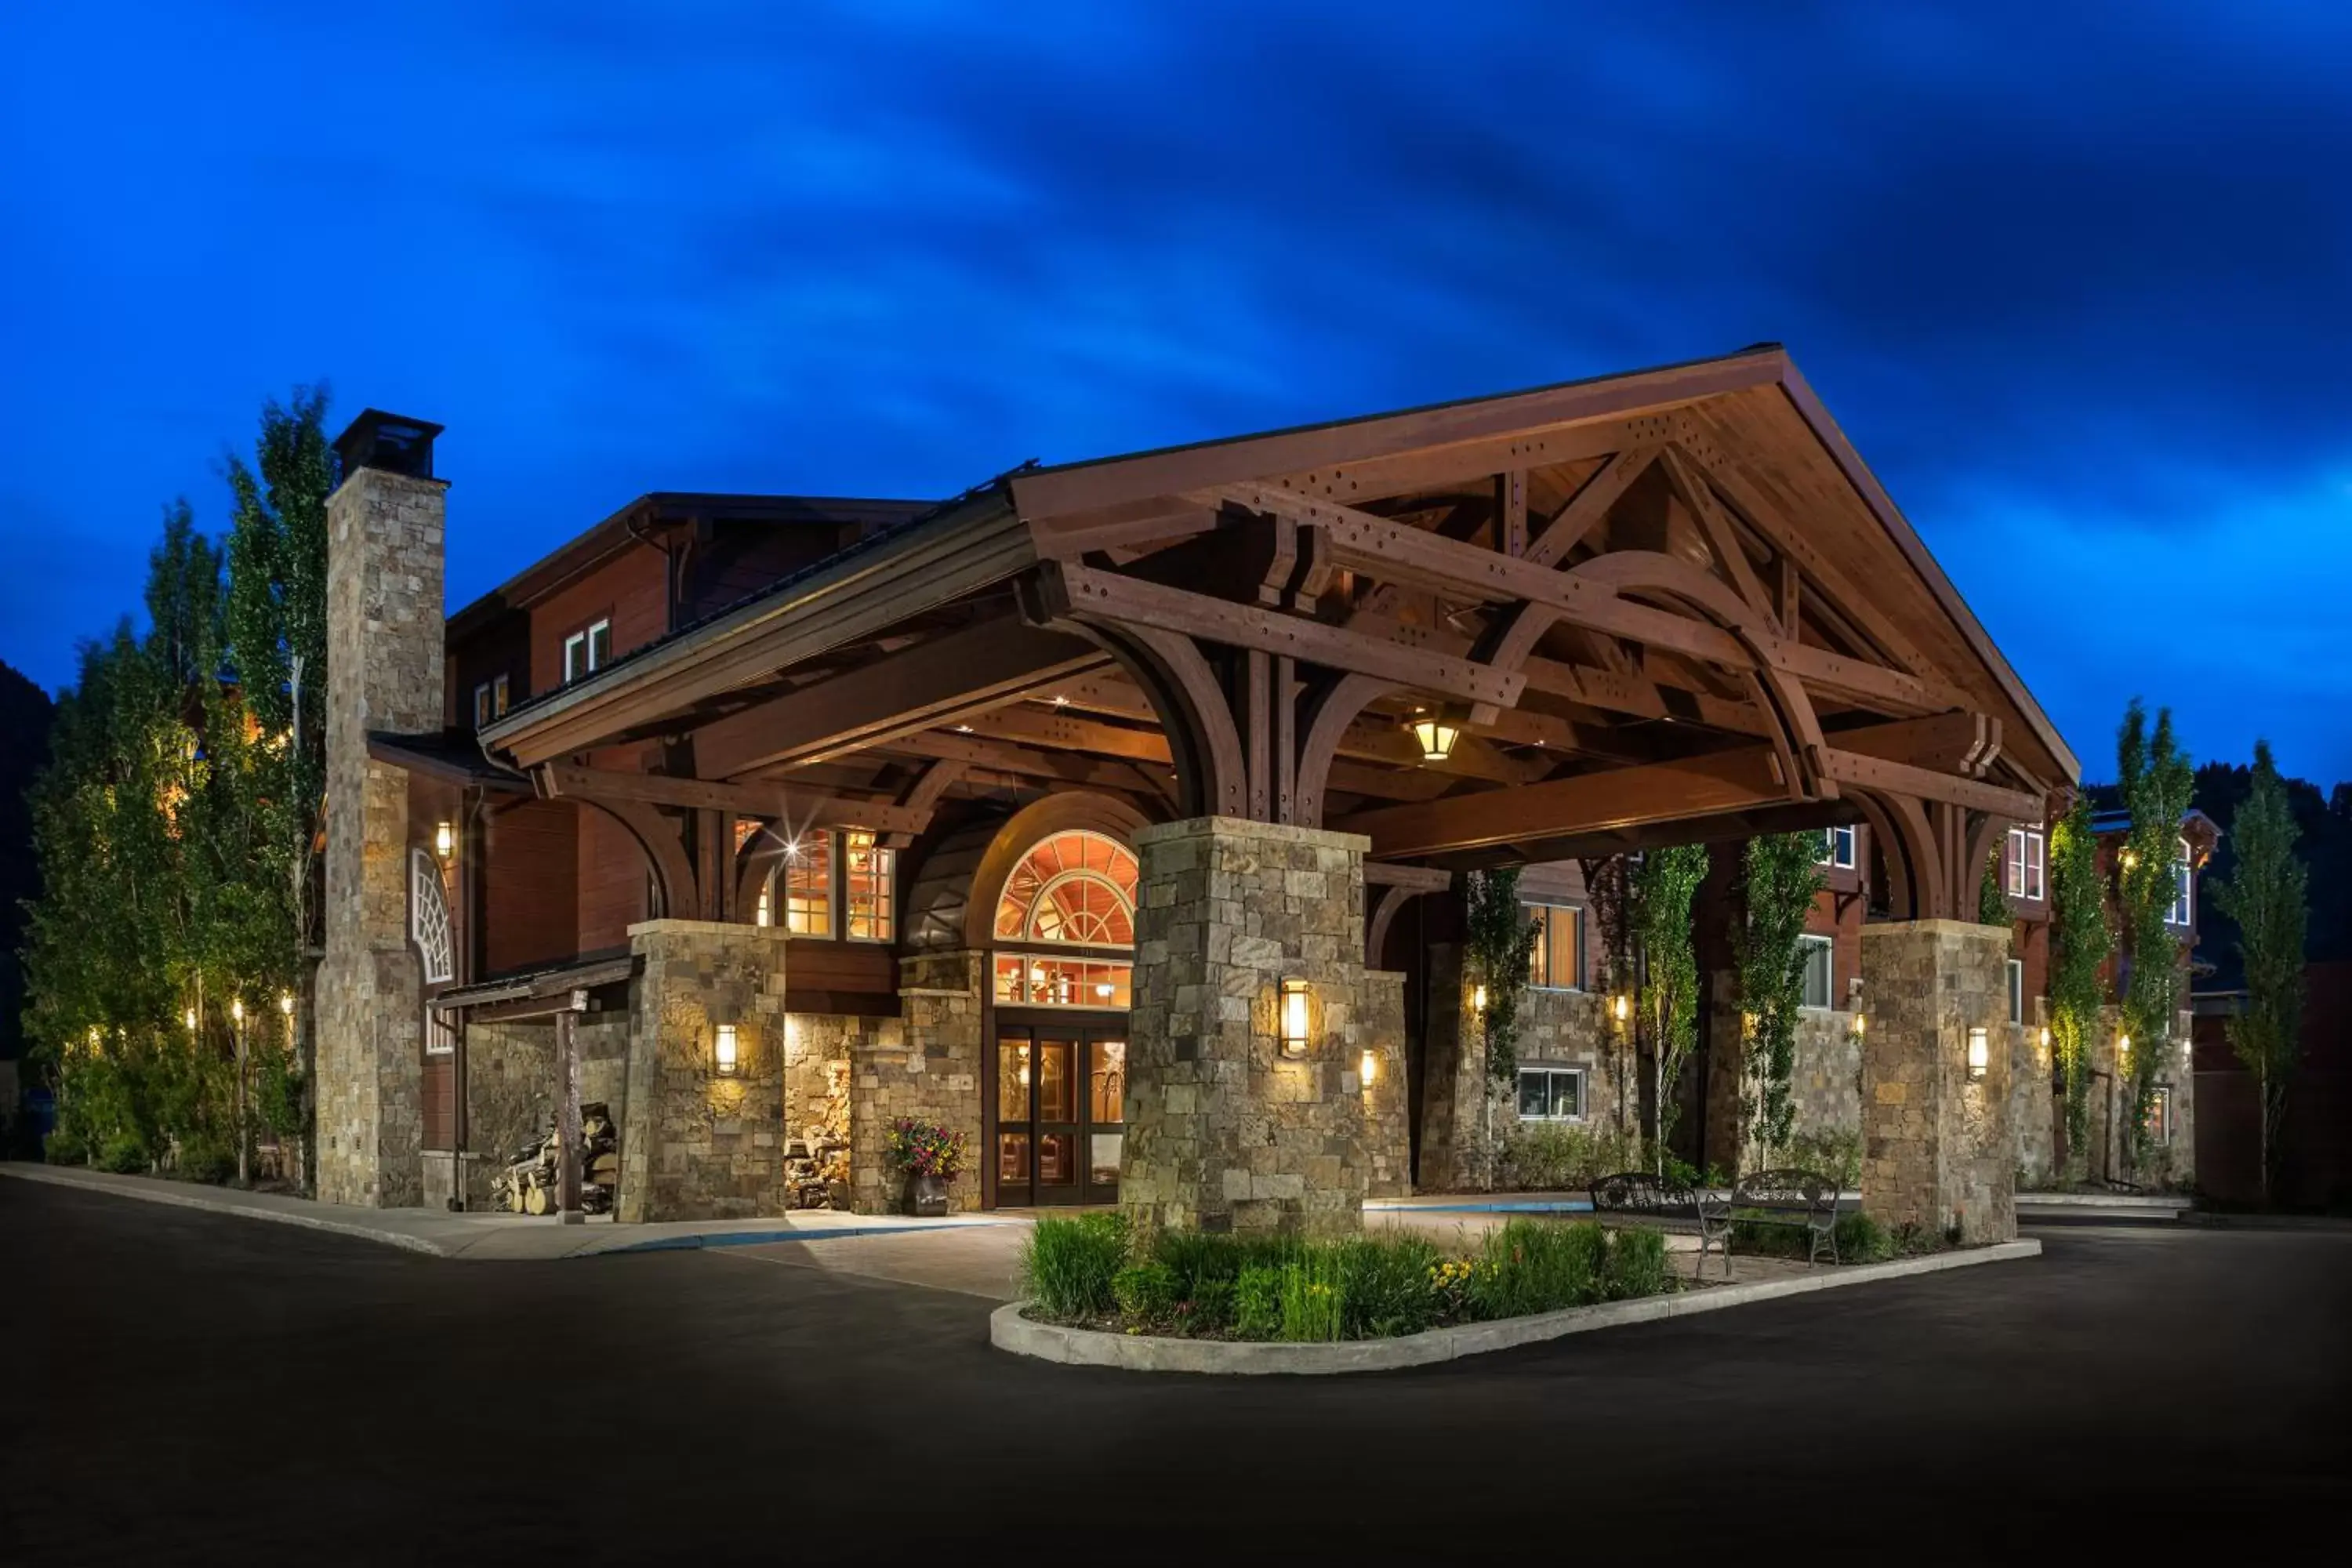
[990,1238,2045,1375]
[1,1163,456,1256]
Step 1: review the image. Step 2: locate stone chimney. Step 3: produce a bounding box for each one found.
[314,410,448,1208]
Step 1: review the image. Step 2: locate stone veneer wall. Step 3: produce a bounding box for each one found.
[1120,818,1376,1238]
[847,950,985,1214]
[2078,1007,2195,1189]
[1418,956,1635,1191]
[1361,971,1410,1198]
[617,920,790,1222]
[1859,920,2015,1242]
[314,466,446,1208]
[431,1014,630,1211]
[1787,1009,1863,1148]
[2009,1002,2057,1188]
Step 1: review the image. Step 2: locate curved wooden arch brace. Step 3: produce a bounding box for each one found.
[1961,808,2016,912]
[577,797,696,922]
[1850,786,1947,922]
[1365,882,1426,969]
[1069,622,1248,822]
[1563,551,1832,800]
[1294,671,1396,831]
[954,791,1156,951]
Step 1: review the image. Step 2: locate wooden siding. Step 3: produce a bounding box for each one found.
[578,805,648,953]
[484,797,579,975]
[530,543,669,696]
[422,1054,456,1151]
[448,608,533,728]
[782,938,897,1015]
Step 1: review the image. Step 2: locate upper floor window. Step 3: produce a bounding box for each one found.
[993,830,1139,947]
[2167,838,2194,927]
[1798,934,1834,1011]
[2005,826,2045,900]
[1817,824,1857,869]
[784,832,835,937]
[563,619,612,684]
[471,673,512,729]
[1526,903,1582,990]
[844,829,895,942]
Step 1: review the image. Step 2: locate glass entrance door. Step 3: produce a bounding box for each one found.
[994,1024,1123,1207]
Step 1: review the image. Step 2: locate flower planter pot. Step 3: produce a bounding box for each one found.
[906,1171,951,1217]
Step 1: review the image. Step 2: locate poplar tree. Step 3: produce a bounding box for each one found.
[1735,832,1827,1158]
[2210,741,2306,1205]
[2115,699,2194,1174]
[2046,796,2108,1174]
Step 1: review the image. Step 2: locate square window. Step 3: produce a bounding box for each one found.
[1526,903,1581,990]
[2168,840,2194,927]
[588,619,611,671]
[1818,824,1857,869]
[563,633,586,684]
[783,831,833,937]
[492,673,510,717]
[472,682,492,728]
[1515,1066,1587,1122]
[2005,826,2045,900]
[1798,935,1834,1011]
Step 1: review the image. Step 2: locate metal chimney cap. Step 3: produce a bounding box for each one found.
[333,408,445,481]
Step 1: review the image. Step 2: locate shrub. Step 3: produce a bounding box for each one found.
[96,1132,151,1174]
[1018,1211,1130,1319]
[1497,1122,1643,1192]
[1335,1235,1443,1338]
[1186,1277,1235,1334]
[1602,1225,1671,1298]
[1781,1129,1864,1189]
[1834,1211,1891,1262]
[1234,1265,1283,1339]
[176,1137,235,1185]
[1468,1218,1610,1319]
[43,1128,89,1166]
[1278,1251,1346,1343]
[1112,1261,1181,1327]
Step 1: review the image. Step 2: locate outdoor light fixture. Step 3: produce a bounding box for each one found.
[1279,977,1312,1058]
[279,991,294,1017]
[231,999,244,1025]
[2118,1033,2131,1060]
[184,1007,197,1032]
[1407,710,1461,764]
[1966,1026,1989,1080]
[1360,1048,1379,1085]
[1472,982,1488,1014]
[434,821,455,859]
[714,1022,740,1076]
[2121,849,2140,870]
[1853,1013,1867,1038]
[1611,993,1630,1023]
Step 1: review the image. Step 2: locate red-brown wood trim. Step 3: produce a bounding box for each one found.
[578,797,695,921]
[1294,672,1395,830]
[956,793,1154,951]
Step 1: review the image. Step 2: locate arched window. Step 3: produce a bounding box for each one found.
[993,830,1139,948]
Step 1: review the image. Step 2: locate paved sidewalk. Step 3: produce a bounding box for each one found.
[0,1161,1016,1260]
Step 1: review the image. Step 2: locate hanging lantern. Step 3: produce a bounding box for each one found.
[1407,710,1461,763]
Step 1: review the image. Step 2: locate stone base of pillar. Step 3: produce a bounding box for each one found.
[1120,818,1377,1239]
[315,946,425,1208]
[1860,919,2015,1243]
[617,920,789,1223]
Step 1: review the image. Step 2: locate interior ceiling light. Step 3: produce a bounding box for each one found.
[1407,710,1461,763]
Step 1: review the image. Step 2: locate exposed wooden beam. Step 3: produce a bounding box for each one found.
[690,614,1109,779]
[1657,445,1773,623]
[1819,748,2039,820]
[1337,749,1788,859]
[1524,445,1660,568]
[1365,862,1454,892]
[1215,484,1959,714]
[877,731,1172,800]
[535,762,931,836]
[1825,710,1998,777]
[1028,561,1525,710]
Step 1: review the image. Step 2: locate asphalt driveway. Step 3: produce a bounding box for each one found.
[4,1178,2346,1563]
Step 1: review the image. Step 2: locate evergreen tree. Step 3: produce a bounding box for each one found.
[2114,699,2194,1174]
[2210,741,2307,1205]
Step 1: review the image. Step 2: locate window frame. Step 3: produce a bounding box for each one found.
[492,673,510,717]
[843,829,895,943]
[2005,826,2046,901]
[1797,933,1835,1011]
[472,681,493,729]
[563,618,612,685]
[1817,824,1857,870]
[2166,838,2194,927]
[2007,958,2024,1026]
[1525,902,1584,991]
[1515,1065,1588,1123]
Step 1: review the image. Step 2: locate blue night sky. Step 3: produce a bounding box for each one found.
[4,2,2348,786]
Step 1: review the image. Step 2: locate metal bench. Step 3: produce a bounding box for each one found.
[1588,1171,1701,1230]
[1697,1167,1840,1276]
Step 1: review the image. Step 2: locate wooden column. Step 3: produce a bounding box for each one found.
[557,989,586,1225]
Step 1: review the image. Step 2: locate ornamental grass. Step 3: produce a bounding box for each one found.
[1022,1214,1677,1344]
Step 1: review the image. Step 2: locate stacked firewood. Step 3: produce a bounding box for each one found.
[492,1102,619,1215]
[783,1137,849,1210]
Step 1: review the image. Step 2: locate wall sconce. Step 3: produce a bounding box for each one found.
[1611,993,1629,1024]
[1279,978,1312,1058]
[1852,1013,1867,1038]
[714,1022,740,1076]
[1407,710,1461,763]
[434,820,456,859]
[1966,1026,1989,1080]
[1359,1048,1379,1085]
[1472,982,1488,1014]
[2118,1033,2132,1062]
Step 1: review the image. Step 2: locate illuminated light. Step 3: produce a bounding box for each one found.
[1611,993,1630,1023]
[1966,1026,1989,1080]
[783,837,804,864]
[434,821,455,859]
[754,887,772,927]
[956,724,974,734]
[88,1027,101,1047]
[2118,1033,2132,1060]
[1360,1048,1379,1085]
[2038,1025,2051,1050]
[279,991,294,1017]
[184,1008,197,1032]
[1095,982,1114,1000]
[1472,983,1487,1013]
[2122,850,2140,870]
[231,999,244,1024]
[1408,712,1461,764]
[714,1022,740,1076]
[1853,1013,1867,1037]
[1052,695,1070,707]
[1279,977,1312,1058]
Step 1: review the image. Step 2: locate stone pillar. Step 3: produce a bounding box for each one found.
[1361,971,1411,1198]
[314,459,446,1208]
[1121,817,1379,1238]
[617,920,789,1222]
[1859,920,2015,1242]
[849,950,986,1214]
